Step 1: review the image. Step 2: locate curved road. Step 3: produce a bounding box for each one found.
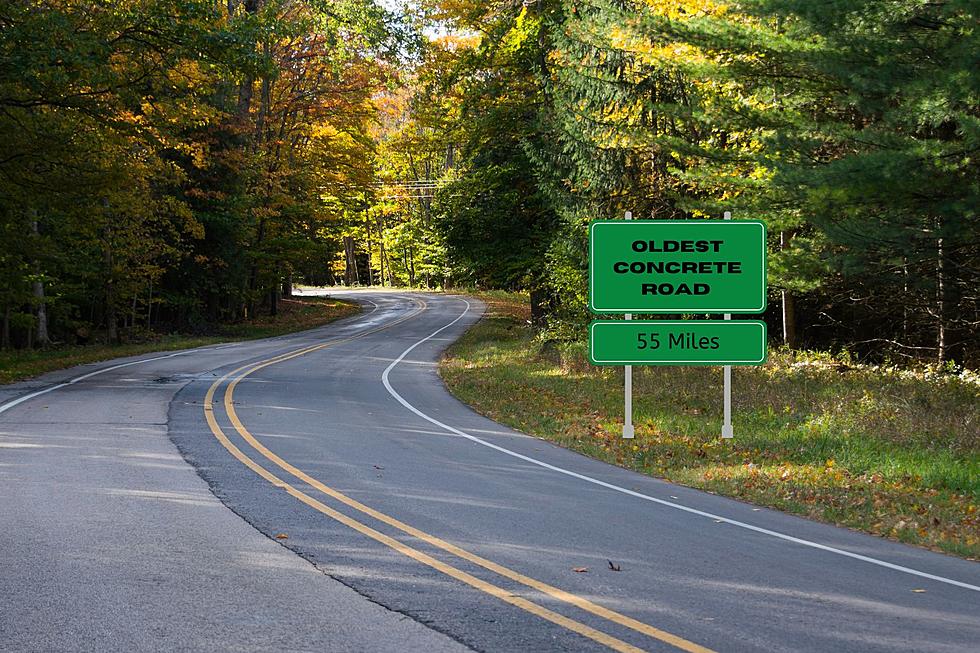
[1,290,978,652]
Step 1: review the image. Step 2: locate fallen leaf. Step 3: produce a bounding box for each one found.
[275,533,289,540]
[572,567,589,573]
[911,589,927,593]
[607,560,621,572]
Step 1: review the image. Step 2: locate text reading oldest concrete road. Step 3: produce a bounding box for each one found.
[2,291,978,652]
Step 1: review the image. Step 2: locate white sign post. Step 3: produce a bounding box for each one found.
[722,211,734,438]
[623,210,635,439]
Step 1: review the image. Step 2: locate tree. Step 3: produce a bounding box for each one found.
[412,1,560,295]
[696,0,980,361]
[0,0,394,344]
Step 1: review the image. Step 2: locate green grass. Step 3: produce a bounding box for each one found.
[0,295,359,385]
[440,293,980,559]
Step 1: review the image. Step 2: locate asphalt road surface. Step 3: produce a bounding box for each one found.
[2,290,978,652]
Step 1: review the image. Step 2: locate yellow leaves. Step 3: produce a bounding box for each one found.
[748,165,771,181]
[501,6,534,54]
[169,141,209,170]
[639,0,730,20]
[607,0,736,68]
[612,34,710,68]
[430,34,483,54]
[311,122,342,141]
[116,109,146,129]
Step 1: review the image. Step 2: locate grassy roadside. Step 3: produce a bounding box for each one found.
[0,295,359,385]
[440,292,980,559]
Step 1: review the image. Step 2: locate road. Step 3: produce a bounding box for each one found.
[1,290,978,652]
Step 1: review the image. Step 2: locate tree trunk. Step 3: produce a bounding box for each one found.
[255,40,272,141]
[445,143,455,171]
[282,275,293,298]
[344,236,358,286]
[30,214,50,347]
[779,231,798,349]
[246,217,267,317]
[106,277,117,344]
[146,279,153,328]
[530,288,550,329]
[377,217,389,286]
[235,0,261,118]
[781,290,797,349]
[364,205,374,286]
[105,292,119,344]
[103,201,117,344]
[238,77,254,118]
[937,227,947,364]
[384,247,394,286]
[2,305,10,349]
[408,243,416,288]
[902,257,909,343]
[32,272,49,347]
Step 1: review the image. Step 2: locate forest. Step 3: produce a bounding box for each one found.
[1,0,978,367]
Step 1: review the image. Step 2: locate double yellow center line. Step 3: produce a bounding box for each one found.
[203,297,714,653]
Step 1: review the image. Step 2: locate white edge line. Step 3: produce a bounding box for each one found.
[0,296,384,417]
[0,350,194,416]
[381,298,980,594]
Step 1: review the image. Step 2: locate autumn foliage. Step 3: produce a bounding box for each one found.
[0,0,386,347]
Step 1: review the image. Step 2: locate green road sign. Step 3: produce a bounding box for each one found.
[589,220,767,313]
[589,320,768,366]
